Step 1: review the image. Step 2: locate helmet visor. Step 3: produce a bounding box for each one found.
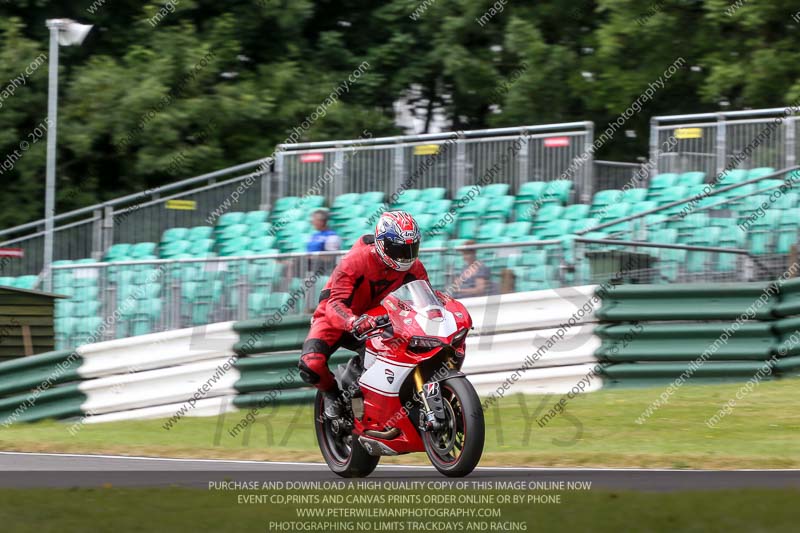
[384,239,420,261]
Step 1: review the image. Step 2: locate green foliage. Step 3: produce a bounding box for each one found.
[1,1,800,228]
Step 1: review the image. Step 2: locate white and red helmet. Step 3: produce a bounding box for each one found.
[374,211,421,271]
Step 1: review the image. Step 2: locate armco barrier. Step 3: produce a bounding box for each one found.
[5,280,797,425]
[595,282,777,321]
[0,287,605,425]
[595,279,800,384]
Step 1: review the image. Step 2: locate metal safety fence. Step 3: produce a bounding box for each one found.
[650,107,799,178]
[275,122,595,204]
[0,159,271,280]
[49,241,571,348]
[593,160,648,192]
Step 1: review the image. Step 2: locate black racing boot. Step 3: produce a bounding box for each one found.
[322,390,343,420]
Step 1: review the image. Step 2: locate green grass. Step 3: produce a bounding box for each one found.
[1,379,799,468]
[1,488,799,533]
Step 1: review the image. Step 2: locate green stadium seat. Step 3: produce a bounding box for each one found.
[273,196,301,214]
[543,180,572,204]
[247,221,274,239]
[747,167,775,180]
[401,201,427,217]
[187,226,214,242]
[774,192,799,209]
[391,189,422,206]
[187,238,215,256]
[421,238,446,249]
[300,195,326,209]
[563,204,590,221]
[483,183,510,197]
[648,173,678,191]
[249,236,278,253]
[776,227,799,254]
[571,218,599,233]
[513,265,557,291]
[483,195,514,222]
[13,275,39,289]
[105,243,132,261]
[161,227,188,244]
[425,199,452,216]
[333,193,361,210]
[129,242,157,258]
[243,211,269,225]
[414,214,436,234]
[629,200,657,214]
[655,185,689,210]
[536,220,572,239]
[419,188,446,202]
[504,221,532,240]
[598,202,631,223]
[620,188,647,203]
[756,179,783,192]
[455,197,489,238]
[455,185,481,199]
[532,205,564,232]
[721,169,748,184]
[219,223,249,241]
[677,171,706,187]
[590,189,621,215]
[217,212,246,228]
[160,239,191,258]
[476,221,505,242]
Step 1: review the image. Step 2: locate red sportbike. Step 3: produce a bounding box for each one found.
[314,280,485,478]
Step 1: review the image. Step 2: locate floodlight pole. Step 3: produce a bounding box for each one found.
[42,19,91,292]
[43,21,60,292]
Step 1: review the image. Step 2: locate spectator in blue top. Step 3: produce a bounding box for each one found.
[307,209,341,252]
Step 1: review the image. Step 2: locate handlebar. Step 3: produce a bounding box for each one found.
[352,314,391,342]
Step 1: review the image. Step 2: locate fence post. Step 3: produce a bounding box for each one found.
[275,151,286,201]
[582,122,594,203]
[259,166,271,212]
[715,114,727,177]
[455,140,466,197]
[516,132,528,193]
[786,116,796,170]
[92,209,104,260]
[102,205,114,258]
[333,148,345,199]
[649,116,659,179]
[392,143,405,198]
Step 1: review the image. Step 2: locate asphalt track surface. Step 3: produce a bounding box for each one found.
[1,452,800,491]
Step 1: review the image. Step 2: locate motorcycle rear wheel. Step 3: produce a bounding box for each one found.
[314,391,380,478]
[422,377,485,477]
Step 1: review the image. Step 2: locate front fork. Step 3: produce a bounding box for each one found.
[413,368,446,431]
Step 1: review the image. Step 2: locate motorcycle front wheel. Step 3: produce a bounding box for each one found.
[422,377,485,477]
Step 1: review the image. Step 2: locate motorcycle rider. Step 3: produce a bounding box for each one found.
[298,211,428,419]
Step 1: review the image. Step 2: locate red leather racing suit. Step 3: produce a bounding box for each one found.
[298,234,428,391]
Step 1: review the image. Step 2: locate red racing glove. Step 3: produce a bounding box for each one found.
[349,314,379,337]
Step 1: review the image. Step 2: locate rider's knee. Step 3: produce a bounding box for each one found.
[299,352,334,390]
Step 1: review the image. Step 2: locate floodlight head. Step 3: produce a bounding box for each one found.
[46,19,93,47]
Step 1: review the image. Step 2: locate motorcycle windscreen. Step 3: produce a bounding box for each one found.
[385,279,439,307]
[384,280,457,338]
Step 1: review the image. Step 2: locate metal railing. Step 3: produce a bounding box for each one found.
[0,158,272,278]
[275,122,595,204]
[593,160,648,192]
[50,241,571,347]
[650,107,798,177]
[572,237,763,284]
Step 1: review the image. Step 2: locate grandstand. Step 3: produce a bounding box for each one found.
[1,113,799,349]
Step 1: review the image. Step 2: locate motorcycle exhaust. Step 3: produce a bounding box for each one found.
[358,436,399,456]
[363,427,400,440]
